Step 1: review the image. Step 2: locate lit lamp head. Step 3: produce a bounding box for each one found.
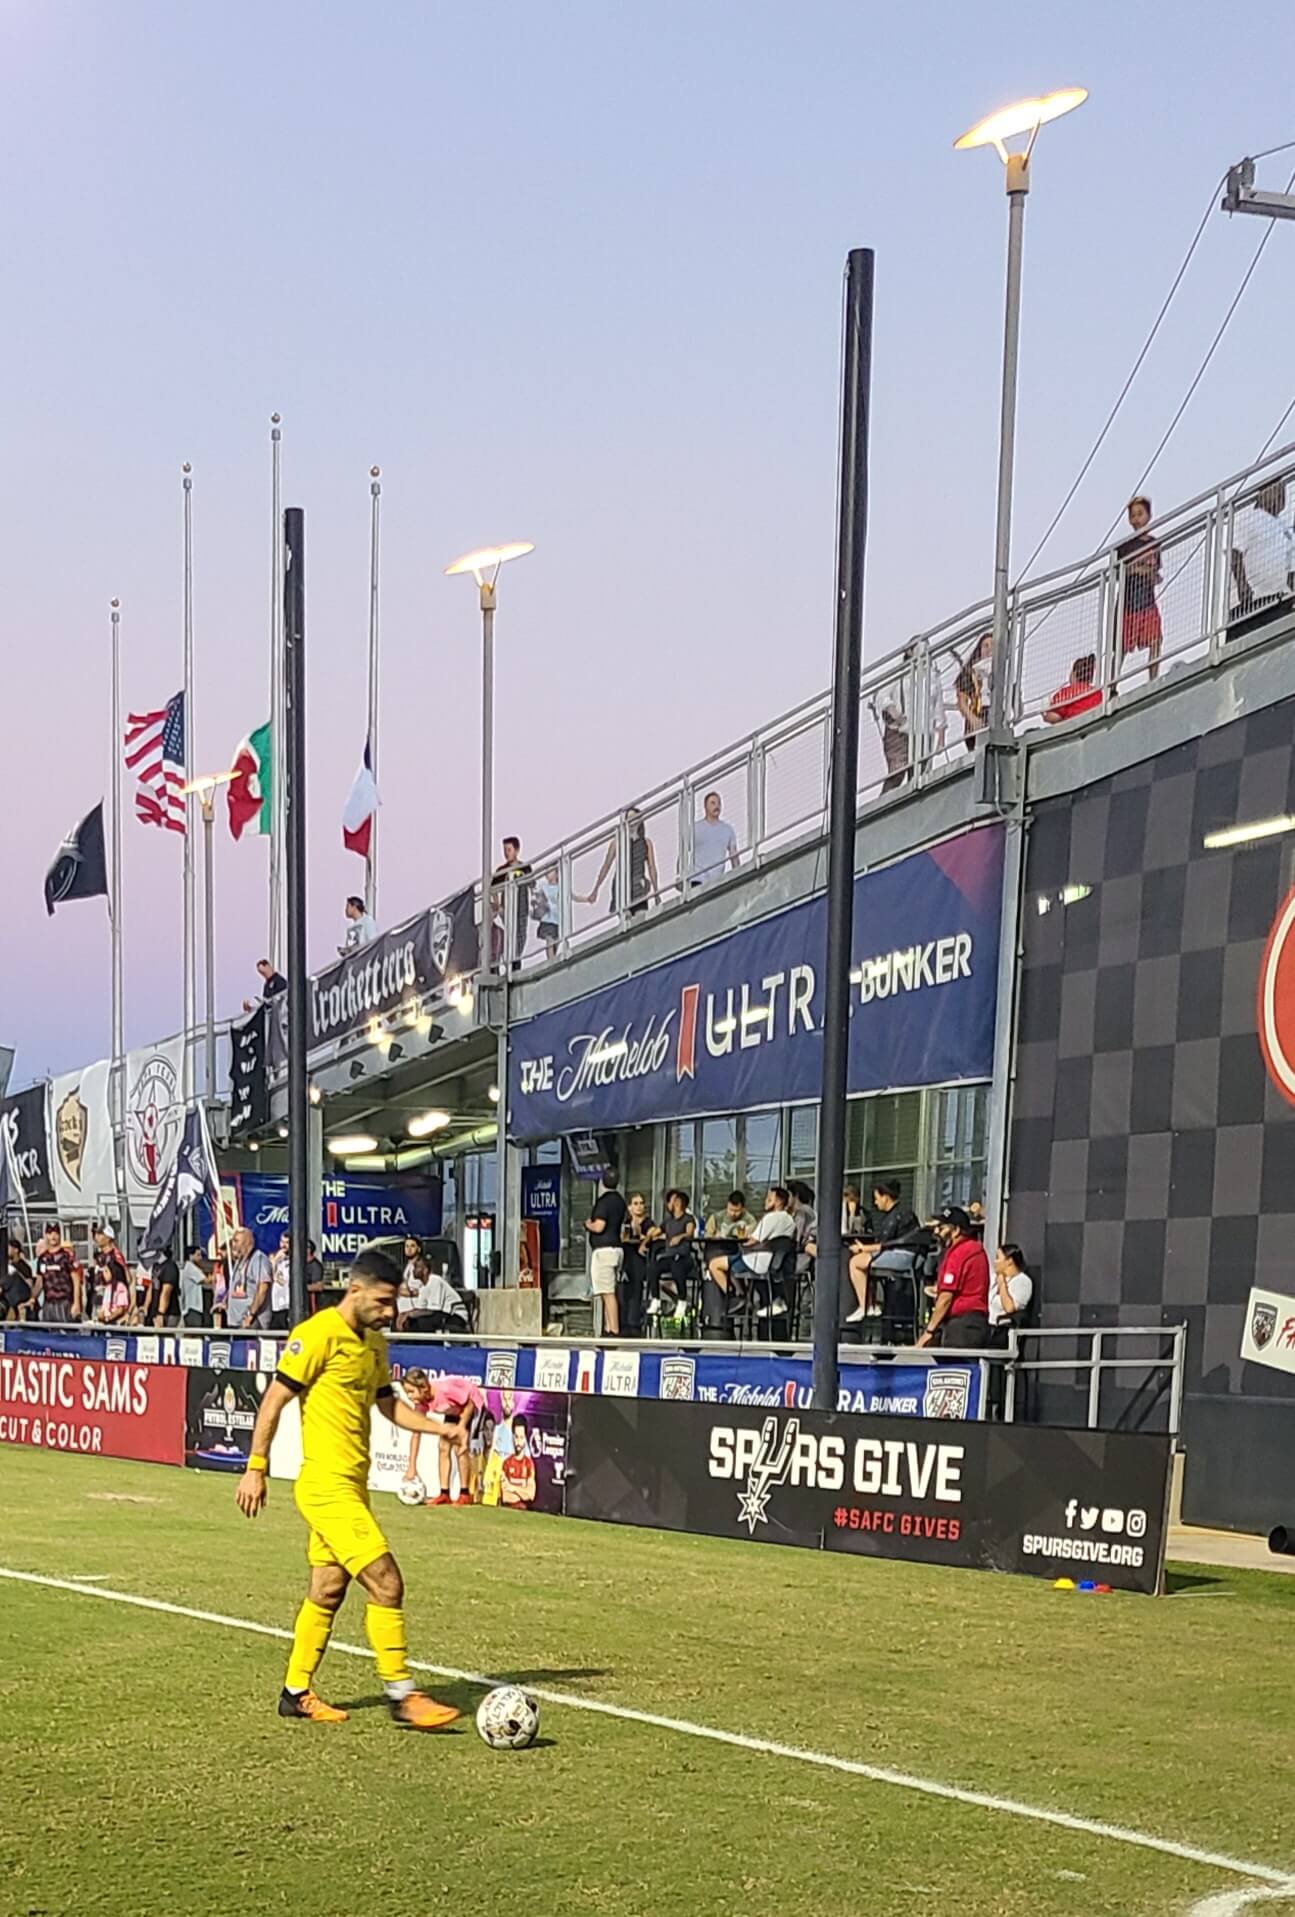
[955,86,1086,192]
[444,541,535,611]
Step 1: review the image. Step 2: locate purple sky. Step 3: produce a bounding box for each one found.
[5,0,1295,1084]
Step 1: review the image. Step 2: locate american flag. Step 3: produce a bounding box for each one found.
[124,691,187,835]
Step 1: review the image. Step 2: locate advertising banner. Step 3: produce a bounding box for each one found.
[122,1035,187,1224]
[198,1172,442,1259]
[184,1364,271,1471]
[0,1354,185,1466]
[1240,1286,1295,1376]
[521,1166,561,1256]
[508,825,1004,1139]
[566,1398,1170,1594]
[365,1384,568,1510]
[49,1060,116,1218]
[308,895,477,1053]
[0,1083,55,1206]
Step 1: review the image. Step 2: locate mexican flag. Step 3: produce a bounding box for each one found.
[227,721,272,840]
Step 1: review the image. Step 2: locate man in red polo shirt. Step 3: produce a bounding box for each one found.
[917,1205,990,1350]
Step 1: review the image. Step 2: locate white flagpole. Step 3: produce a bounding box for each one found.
[366,465,382,922]
[182,465,196,1103]
[109,597,128,1238]
[268,414,284,968]
[5,1126,33,1262]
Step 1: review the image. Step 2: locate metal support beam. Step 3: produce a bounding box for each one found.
[812,247,875,1413]
[284,506,308,1325]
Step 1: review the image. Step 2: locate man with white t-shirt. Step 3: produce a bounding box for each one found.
[707,1186,797,1323]
[1230,479,1294,633]
[689,790,739,890]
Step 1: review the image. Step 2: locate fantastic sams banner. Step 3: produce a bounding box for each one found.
[507,825,1004,1139]
[0,1355,187,1466]
[565,1397,1172,1594]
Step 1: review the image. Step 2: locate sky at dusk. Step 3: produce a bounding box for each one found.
[4,0,1295,1085]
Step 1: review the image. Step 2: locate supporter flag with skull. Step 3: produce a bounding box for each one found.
[141,1102,220,1258]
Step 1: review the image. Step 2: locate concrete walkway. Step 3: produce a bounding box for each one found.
[1169,1524,1295,1575]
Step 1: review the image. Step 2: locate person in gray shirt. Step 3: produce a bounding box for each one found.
[226,1229,272,1329]
[180,1247,212,1328]
[690,790,739,889]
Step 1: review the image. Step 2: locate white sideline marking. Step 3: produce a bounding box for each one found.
[0,1565,1288,1896]
[1188,1888,1295,1915]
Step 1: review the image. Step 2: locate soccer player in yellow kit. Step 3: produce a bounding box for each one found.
[235,1248,469,1729]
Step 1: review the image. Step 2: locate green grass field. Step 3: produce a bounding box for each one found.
[1,1446,1294,1917]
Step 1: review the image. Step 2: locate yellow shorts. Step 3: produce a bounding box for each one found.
[294,1476,391,1579]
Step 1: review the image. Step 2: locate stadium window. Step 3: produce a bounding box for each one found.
[922,1084,988,1215]
[666,1122,696,1207]
[786,1105,818,1185]
[845,1090,921,1217]
[740,1111,782,1194]
[700,1118,739,1220]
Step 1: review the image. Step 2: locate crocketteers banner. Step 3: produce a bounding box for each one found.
[507,825,1004,1140]
[307,895,477,1052]
[49,1060,116,1219]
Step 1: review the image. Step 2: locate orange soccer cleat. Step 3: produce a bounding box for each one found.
[277,1688,349,1723]
[389,1690,461,1731]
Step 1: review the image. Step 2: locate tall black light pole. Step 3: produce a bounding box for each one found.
[812,248,875,1413]
[284,506,309,1325]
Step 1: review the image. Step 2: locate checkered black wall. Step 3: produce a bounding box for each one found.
[1007,696,1295,1531]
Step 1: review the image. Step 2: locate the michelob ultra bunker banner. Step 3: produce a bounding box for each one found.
[508,825,1003,1139]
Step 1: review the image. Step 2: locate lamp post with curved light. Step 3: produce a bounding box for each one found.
[956,87,1086,786]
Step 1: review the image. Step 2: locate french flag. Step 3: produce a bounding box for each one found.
[342,739,379,859]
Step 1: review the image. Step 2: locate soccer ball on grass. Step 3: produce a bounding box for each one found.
[396,1476,427,1506]
[475,1685,540,1750]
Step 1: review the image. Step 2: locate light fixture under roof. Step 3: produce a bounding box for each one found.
[407,1110,452,1138]
[326,1133,378,1156]
[1203,815,1295,851]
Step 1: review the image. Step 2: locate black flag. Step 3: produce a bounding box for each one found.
[141,1103,218,1257]
[45,802,109,916]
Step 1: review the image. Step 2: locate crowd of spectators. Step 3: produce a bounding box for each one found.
[574,1171,1034,1349]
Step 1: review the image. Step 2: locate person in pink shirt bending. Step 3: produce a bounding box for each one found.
[401,1369,483,1505]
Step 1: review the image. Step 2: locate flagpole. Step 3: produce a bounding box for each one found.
[181,465,197,1105]
[4,1127,32,1263]
[109,598,128,1239]
[268,415,284,969]
[366,465,381,922]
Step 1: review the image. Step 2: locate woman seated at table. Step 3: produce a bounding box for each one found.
[703,1190,755,1240]
[642,1189,697,1315]
[619,1191,656,1335]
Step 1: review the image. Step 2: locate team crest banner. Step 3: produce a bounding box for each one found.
[49,1060,115,1221]
[1241,1286,1295,1375]
[123,1036,186,1224]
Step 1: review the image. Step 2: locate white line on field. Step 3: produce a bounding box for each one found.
[0,1565,1288,1897]
[1187,1886,1295,1914]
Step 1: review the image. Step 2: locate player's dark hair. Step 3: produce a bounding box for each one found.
[350,1247,401,1289]
[402,1367,430,1390]
[664,1187,690,1209]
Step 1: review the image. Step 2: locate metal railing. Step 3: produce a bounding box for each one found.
[7,1317,1183,1436]
[471,441,1295,980]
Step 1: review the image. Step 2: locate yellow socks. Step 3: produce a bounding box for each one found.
[284,1599,335,1693]
[365,1603,414,1700]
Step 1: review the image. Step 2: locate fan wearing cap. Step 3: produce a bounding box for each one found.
[917,1205,991,1350]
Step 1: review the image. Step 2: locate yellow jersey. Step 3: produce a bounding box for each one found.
[276,1307,392,1487]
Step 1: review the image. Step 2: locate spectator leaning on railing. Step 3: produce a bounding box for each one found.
[339,894,377,956]
[1044,654,1103,725]
[581,805,660,917]
[690,791,739,890]
[1230,478,1295,636]
[243,957,287,1015]
[491,836,532,968]
[954,633,992,752]
[1117,495,1163,680]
